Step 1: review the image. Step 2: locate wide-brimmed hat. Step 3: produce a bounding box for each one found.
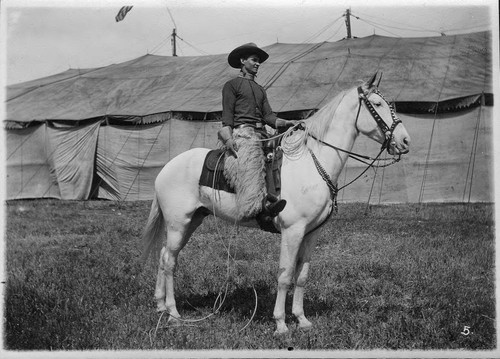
[227,43,269,68]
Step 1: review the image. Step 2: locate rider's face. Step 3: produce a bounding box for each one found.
[240,54,261,75]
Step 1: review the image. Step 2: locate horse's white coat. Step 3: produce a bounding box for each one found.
[142,73,411,335]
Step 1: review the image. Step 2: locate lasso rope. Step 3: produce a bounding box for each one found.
[208,149,262,333]
[239,286,258,332]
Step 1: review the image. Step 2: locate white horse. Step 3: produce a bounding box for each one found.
[142,72,411,335]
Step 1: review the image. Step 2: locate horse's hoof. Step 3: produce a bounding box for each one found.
[156,304,167,312]
[299,323,313,331]
[298,319,313,330]
[166,312,182,324]
[273,325,289,337]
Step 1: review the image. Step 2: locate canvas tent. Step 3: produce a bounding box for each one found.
[5,31,493,203]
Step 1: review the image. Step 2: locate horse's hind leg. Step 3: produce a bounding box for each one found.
[292,228,320,330]
[155,207,207,321]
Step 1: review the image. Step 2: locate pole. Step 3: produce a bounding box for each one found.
[172,28,177,57]
[345,9,352,39]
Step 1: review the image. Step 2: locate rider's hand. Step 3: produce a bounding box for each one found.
[276,118,301,129]
[225,139,238,158]
[218,126,238,158]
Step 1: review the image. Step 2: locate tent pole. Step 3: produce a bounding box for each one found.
[172,28,177,57]
[345,9,352,39]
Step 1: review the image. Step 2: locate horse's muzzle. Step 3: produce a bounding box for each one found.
[389,135,410,155]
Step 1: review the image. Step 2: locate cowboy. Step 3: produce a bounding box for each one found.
[218,43,300,218]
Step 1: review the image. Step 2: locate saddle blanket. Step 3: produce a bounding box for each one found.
[199,149,235,193]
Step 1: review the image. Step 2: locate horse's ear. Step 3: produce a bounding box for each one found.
[367,72,378,88]
[376,72,383,87]
[366,71,383,89]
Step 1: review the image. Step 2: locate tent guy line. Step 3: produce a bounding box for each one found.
[126,6,491,59]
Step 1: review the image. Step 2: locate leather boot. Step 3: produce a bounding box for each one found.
[264,193,286,216]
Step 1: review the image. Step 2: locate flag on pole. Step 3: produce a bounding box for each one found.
[115,6,133,22]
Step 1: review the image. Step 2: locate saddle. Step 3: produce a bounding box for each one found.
[199,149,235,193]
[199,146,284,233]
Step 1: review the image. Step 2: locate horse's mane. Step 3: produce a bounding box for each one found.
[281,88,350,158]
[306,89,349,142]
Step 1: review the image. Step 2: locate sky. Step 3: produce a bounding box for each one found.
[1,0,498,85]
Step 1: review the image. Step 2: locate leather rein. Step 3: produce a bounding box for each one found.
[306,85,403,208]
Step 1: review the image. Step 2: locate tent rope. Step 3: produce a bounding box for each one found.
[121,122,165,202]
[364,165,378,214]
[417,35,457,210]
[276,59,322,112]
[417,103,438,208]
[6,126,41,161]
[311,49,350,112]
[462,93,483,203]
[302,15,344,43]
[378,164,387,205]
[263,42,326,90]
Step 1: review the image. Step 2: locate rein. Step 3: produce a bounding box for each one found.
[307,132,399,168]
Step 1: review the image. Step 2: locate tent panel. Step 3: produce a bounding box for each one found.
[6,124,61,200]
[5,103,493,203]
[46,122,100,200]
[96,124,167,201]
[95,119,221,201]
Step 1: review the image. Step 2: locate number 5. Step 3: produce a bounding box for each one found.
[461,326,470,336]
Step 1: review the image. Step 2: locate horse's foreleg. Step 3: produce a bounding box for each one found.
[273,226,305,335]
[292,229,320,330]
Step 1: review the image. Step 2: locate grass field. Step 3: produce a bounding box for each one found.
[3,200,496,351]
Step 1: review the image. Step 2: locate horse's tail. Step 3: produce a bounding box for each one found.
[140,195,165,264]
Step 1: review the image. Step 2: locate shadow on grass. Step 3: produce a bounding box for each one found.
[177,281,334,325]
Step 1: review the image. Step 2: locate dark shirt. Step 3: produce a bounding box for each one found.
[221,76,278,128]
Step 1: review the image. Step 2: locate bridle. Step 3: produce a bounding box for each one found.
[305,85,404,211]
[355,86,402,151]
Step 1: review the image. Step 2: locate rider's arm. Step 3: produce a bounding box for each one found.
[221,81,236,128]
[261,88,300,129]
[261,92,278,128]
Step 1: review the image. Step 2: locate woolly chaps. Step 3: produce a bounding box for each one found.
[222,127,266,221]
